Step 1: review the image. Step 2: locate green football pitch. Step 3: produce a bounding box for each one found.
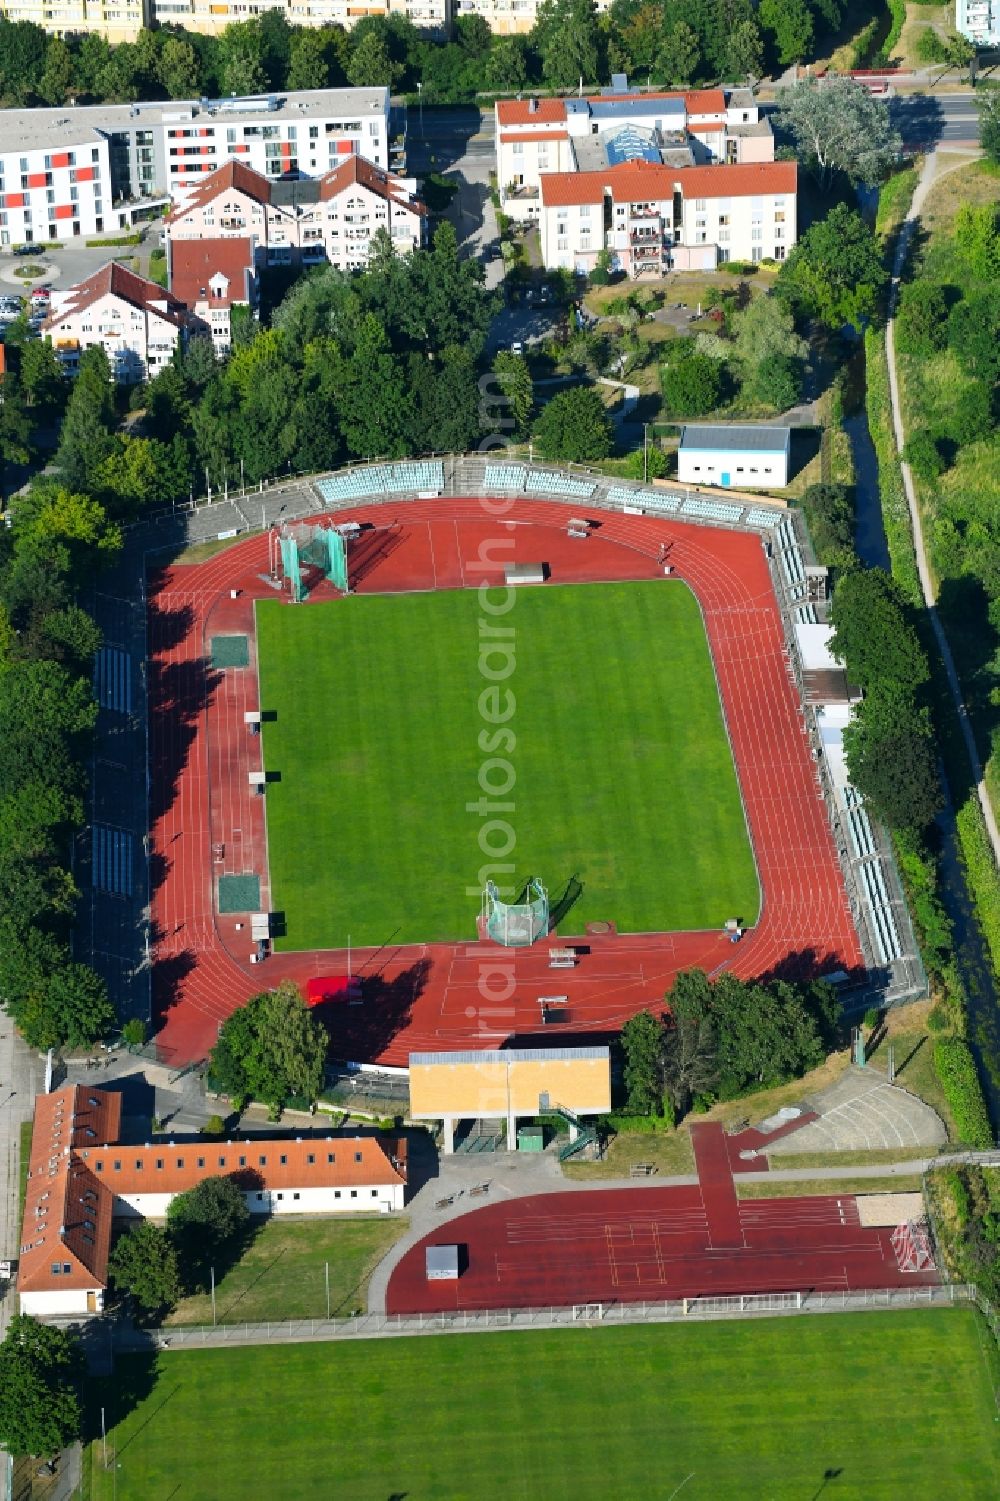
[86,1311,999,1501]
[256,581,759,951]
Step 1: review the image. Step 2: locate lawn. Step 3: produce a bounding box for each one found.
[86,1310,999,1500]
[257,581,759,950]
[162,1215,406,1325]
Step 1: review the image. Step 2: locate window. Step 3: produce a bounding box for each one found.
[752,226,762,241]
[218,1156,227,1167]
[258,1155,267,1167]
[95,1162,104,1172]
[350,1190,358,1199]
[176,1158,184,1169]
[280,1154,287,1165]
[256,1192,264,1201]
[51,1262,62,1275]
[371,1190,378,1198]
[135,1160,143,1170]
[239,1155,247,1167]
[334,1190,341,1199]
[197,1157,205,1168]
[63,1262,71,1274]
[306,1153,315,1165]
[276,1192,284,1201]
[293,1192,300,1201]
[354,1152,362,1163]
[327,1153,336,1164]
[113,1160,121,1171]
[155,1159,163,1169]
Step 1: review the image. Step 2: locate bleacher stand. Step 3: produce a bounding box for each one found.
[681,496,744,524]
[525,471,596,500]
[316,461,444,505]
[744,508,784,529]
[607,486,680,512]
[485,464,527,492]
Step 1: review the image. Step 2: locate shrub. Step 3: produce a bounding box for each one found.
[926,1004,949,1033]
[121,1017,147,1048]
[904,430,944,481]
[895,281,948,356]
[915,27,947,64]
[798,482,856,570]
[947,382,994,445]
[661,352,725,417]
[201,1114,225,1136]
[933,1036,993,1148]
[863,1007,881,1031]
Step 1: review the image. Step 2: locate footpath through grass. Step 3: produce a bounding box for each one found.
[163,1216,406,1325]
[258,581,758,949]
[86,1310,998,1501]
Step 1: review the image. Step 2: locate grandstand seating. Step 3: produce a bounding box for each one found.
[611,487,681,512]
[860,857,903,965]
[525,471,596,499]
[316,461,444,505]
[682,497,744,524]
[744,508,784,528]
[485,464,526,491]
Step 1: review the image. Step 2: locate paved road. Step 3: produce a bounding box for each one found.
[0,1029,41,1337]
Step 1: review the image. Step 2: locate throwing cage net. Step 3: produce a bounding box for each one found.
[279,523,348,602]
[891,1219,935,1272]
[482,878,549,948]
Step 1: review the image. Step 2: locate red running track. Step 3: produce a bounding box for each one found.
[148,498,864,1066]
[386,1125,937,1314]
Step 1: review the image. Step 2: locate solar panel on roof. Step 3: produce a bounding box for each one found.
[604,125,661,166]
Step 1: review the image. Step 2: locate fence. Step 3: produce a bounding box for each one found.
[112,1283,983,1354]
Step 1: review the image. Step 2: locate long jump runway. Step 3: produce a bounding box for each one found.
[148,498,864,1067]
[386,1125,937,1314]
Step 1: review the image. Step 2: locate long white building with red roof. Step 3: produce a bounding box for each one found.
[539,159,798,277]
[17,1085,408,1318]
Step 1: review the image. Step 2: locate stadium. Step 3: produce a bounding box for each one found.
[126,455,924,1073]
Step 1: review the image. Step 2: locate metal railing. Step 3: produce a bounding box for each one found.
[111,1283,983,1353]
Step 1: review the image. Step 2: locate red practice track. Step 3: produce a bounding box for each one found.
[386,1124,937,1313]
[148,498,863,1066]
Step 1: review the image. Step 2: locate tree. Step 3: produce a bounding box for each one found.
[946,288,1000,382]
[287,29,329,91]
[776,77,901,189]
[730,294,806,407]
[108,1222,181,1317]
[0,1316,82,1457]
[483,36,529,93]
[19,962,115,1051]
[656,22,702,85]
[158,35,201,99]
[662,1010,717,1117]
[533,386,613,461]
[904,431,944,482]
[799,482,856,569]
[0,18,48,106]
[829,567,929,693]
[336,315,411,459]
[759,0,814,65]
[844,681,942,833]
[491,351,534,437]
[167,1175,250,1288]
[347,30,399,89]
[533,0,601,90]
[209,979,328,1116]
[725,16,764,80]
[620,1009,665,1115]
[19,339,67,411]
[777,203,888,332]
[894,280,949,356]
[661,352,724,417]
[220,22,268,96]
[0,372,33,491]
[38,36,75,106]
[55,346,116,494]
[978,84,1000,167]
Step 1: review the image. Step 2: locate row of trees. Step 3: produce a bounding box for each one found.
[0,0,860,110]
[0,465,120,1049]
[55,223,496,517]
[620,968,840,1119]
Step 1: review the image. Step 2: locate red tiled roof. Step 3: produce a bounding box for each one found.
[167,158,272,224]
[540,159,796,207]
[496,98,568,125]
[169,236,255,310]
[318,154,427,216]
[499,131,570,145]
[45,261,191,332]
[683,89,727,116]
[78,1135,407,1198]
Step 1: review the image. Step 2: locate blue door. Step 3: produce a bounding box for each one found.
[720,471,731,487]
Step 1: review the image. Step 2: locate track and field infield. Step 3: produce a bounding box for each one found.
[256,580,759,951]
[87,1311,998,1501]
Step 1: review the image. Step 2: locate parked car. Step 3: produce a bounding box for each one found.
[13,244,35,256]
[511,340,524,357]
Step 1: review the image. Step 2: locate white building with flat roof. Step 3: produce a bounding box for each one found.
[677,424,792,490]
[0,0,147,41]
[0,88,392,248]
[955,0,1000,45]
[0,0,449,38]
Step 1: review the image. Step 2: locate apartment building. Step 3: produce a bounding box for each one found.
[955,0,1000,44]
[166,154,426,271]
[17,1085,408,1318]
[454,0,612,32]
[0,0,449,38]
[0,87,392,247]
[496,81,774,223]
[168,236,258,355]
[538,160,798,277]
[44,260,194,381]
[0,0,147,41]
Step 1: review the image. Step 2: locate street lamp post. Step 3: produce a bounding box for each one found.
[416,81,423,137]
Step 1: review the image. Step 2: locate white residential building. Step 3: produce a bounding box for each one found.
[539,160,798,277]
[955,0,1000,46]
[677,425,792,490]
[455,0,613,31]
[0,88,393,247]
[166,155,427,271]
[0,0,449,38]
[496,83,774,223]
[0,0,147,41]
[18,1085,408,1318]
[44,261,194,382]
[168,236,258,355]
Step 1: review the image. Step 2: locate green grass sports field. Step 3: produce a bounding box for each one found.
[87,1311,999,1501]
[257,581,759,951]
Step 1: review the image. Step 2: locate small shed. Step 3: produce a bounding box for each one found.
[426,1244,460,1281]
[517,1125,545,1153]
[677,424,791,490]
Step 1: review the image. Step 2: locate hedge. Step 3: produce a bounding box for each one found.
[933,1036,994,1148]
